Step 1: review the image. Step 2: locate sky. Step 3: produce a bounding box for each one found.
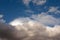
[0,0,60,23]
[0,0,60,40]
[0,0,60,28]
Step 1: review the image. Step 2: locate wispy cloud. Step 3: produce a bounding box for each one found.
[23,0,46,6]
[32,0,46,5]
[25,10,34,13]
[31,12,60,26]
[0,14,5,23]
[48,7,60,13]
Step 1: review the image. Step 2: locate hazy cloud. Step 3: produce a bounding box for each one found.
[0,15,3,18]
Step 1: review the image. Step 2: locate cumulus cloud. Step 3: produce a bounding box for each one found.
[23,0,46,6]
[8,13,60,40]
[0,16,60,40]
[0,15,3,18]
[0,9,60,40]
[9,17,60,40]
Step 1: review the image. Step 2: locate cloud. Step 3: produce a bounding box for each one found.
[9,17,60,40]
[32,0,46,5]
[0,9,60,40]
[48,7,60,13]
[46,25,60,37]
[23,0,46,6]
[0,17,60,40]
[9,12,60,40]
[0,14,5,23]
[0,22,16,40]
[31,12,60,26]
[25,10,34,13]
[0,15,3,18]
[23,0,31,6]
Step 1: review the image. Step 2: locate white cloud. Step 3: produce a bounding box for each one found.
[32,0,46,5]
[9,11,60,39]
[9,17,60,40]
[31,12,60,26]
[23,0,46,6]
[48,7,58,12]
[1,8,60,40]
[48,7,60,13]
[0,14,60,40]
[46,25,60,37]
[23,0,31,6]
[9,17,31,26]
